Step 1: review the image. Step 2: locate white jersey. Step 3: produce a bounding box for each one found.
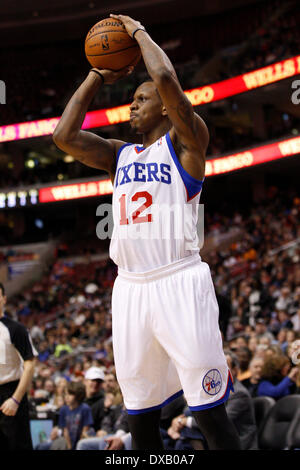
[109,131,204,272]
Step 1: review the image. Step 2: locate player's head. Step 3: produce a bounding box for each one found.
[129,81,170,134]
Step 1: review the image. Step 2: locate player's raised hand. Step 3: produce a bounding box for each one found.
[89,66,134,85]
[110,14,146,38]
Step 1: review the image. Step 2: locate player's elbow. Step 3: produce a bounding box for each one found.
[53,128,66,145]
[52,127,74,150]
[52,128,64,146]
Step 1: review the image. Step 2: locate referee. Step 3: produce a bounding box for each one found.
[0,282,37,450]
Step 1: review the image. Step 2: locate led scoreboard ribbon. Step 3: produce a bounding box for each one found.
[0,189,38,209]
[36,136,300,204]
[39,179,113,203]
[205,136,300,176]
[0,55,299,143]
[0,135,299,208]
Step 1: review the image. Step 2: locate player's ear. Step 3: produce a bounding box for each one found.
[161,105,168,117]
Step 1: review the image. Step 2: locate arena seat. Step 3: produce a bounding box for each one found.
[286,409,300,450]
[252,396,275,433]
[258,395,300,450]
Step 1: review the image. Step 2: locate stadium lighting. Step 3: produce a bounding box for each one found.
[25,159,35,168]
[63,155,75,163]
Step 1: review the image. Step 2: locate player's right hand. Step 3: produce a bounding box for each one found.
[90,66,134,85]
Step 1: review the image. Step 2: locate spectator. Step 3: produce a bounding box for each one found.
[52,377,67,409]
[257,354,299,400]
[235,347,252,382]
[254,320,274,343]
[54,335,73,359]
[37,340,51,362]
[276,328,290,354]
[58,381,93,449]
[93,392,123,438]
[291,309,300,332]
[83,366,106,431]
[248,335,258,355]
[277,310,294,330]
[103,373,122,405]
[84,367,105,404]
[224,351,258,450]
[76,404,131,450]
[241,356,264,397]
[275,287,293,313]
[44,379,56,406]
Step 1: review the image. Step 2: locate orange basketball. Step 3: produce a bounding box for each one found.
[85,18,141,71]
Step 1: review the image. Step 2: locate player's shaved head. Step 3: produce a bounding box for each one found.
[135,80,162,103]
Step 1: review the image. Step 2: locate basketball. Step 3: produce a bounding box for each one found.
[85,18,141,71]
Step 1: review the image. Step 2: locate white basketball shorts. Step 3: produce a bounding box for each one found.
[111,254,233,414]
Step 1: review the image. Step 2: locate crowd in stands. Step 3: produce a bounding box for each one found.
[218,4,300,83]
[1,185,299,450]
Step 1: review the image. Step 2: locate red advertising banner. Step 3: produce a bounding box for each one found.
[37,136,300,204]
[39,179,113,203]
[1,55,299,143]
[205,136,300,176]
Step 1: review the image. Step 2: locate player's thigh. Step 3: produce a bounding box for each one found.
[111,276,179,409]
[150,262,232,408]
[152,261,224,369]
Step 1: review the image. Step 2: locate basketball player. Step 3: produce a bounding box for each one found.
[53,14,241,450]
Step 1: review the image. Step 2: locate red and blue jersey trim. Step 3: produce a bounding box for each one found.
[116,142,133,166]
[166,132,204,202]
[126,390,184,415]
[134,145,146,154]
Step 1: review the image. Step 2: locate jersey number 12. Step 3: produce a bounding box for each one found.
[119,191,152,225]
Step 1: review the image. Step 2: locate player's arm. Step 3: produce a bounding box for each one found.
[52,67,133,178]
[110,14,209,180]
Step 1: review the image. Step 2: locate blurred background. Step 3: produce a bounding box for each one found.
[0,0,300,451]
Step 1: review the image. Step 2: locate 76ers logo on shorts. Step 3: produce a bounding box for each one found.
[202,369,222,395]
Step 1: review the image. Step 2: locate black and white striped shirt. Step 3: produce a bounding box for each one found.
[0,315,38,385]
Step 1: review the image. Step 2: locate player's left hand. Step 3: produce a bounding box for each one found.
[0,397,19,416]
[110,14,145,38]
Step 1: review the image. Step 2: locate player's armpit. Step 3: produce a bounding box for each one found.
[53,129,126,175]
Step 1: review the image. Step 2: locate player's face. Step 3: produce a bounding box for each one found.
[129,82,164,134]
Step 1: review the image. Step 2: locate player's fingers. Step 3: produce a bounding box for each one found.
[110,14,132,22]
[110,14,123,20]
[116,66,134,77]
